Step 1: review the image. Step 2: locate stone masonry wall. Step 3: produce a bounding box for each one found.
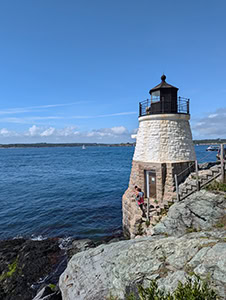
[123,113,196,238]
[133,114,196,163]
[122,160,195,237]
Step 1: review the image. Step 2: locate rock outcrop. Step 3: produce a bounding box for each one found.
[0,238,63,300]
[59,190,226,300]
[59,229,226,300]
[149,190,226,236]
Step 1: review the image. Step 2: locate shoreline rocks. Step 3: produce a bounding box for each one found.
[1,190,225,299]
[59,229,226,300]
[0,233,125,300]
[0,238,63,300]
[60,190,226,300]
[149,190,226,236]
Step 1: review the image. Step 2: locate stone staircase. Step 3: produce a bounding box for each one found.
[179,164,221,200]
[142,163,222,228]
[143,199,174,227]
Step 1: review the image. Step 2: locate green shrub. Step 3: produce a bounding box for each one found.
[145,220,150,227]
[106,294,119,300]
[48,283,56,291]
[136,222,144,236]
[205,180,226,192]
[0,257,18,281]
[125,276,218,300]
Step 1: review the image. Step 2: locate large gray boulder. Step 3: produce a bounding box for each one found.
[59,190,226,299]
[151,190,226,236]
[59,230,226,299]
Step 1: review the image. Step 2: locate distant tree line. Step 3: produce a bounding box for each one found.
[0,142,136,148]
[193,139,226,145]
[0,138,225,148]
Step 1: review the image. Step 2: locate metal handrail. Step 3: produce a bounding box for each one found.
[139,96,190,117]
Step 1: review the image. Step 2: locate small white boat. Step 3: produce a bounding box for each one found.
[206,145,219,151]
[82,145,86,150]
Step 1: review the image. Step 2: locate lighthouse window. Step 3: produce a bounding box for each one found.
[151,91,160,102]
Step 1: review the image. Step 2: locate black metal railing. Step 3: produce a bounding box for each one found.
[139,97,190,117]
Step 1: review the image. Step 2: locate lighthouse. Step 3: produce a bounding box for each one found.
[122,75,196,238]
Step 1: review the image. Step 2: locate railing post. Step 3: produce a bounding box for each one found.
[195,160,200,191]
[187,99,190,114]
[220,144,225,183]
[178,96,180,113]
[147,197,150,221]
[139,102,141,117]
[175,174,180,202]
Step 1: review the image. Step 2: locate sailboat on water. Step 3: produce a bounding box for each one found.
[82,145,86,150]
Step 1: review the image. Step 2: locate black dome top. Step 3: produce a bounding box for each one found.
[161,74,166,81]
[149,75,178,94]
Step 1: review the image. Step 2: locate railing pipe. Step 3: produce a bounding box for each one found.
[139,102,141,117]
[146,197,150,221]
[175,174,180,202]
[139,97,189,117]
[220,144,225,183]
[195,160,200,191]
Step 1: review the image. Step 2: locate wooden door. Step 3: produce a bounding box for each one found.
[145,171,156,198]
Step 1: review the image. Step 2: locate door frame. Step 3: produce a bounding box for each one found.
[145,170,156,198]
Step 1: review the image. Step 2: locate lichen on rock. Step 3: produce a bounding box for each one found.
[59,190,226,300]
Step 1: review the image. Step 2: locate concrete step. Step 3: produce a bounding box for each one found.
[211,166,221,172]
[150,215,160,225]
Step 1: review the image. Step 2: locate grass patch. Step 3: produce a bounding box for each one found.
[198,242,217,250]
[186,227,198,234]
[136,222,144,236]
[214,215,226,230]
[48,283,56,291]
[205,180,226,192]
[145,220,150,227]
[0,257,18,281]
[125,276,218,300]
[106,294,119,300]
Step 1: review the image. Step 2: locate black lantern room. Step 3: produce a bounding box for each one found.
[149,74,178,114]
[139,75,189,117]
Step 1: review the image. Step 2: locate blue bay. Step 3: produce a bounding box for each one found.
[0,145,218,240]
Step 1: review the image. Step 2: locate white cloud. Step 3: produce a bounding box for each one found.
[208,114,218,119]
[24,125,79,138]
[0,116,63,124]
[85,126,129,139]
[71,112,136,119]
[0,128,13,137]
[0,125,134,143]
[40,127,56,137]
[27,125,41,136]
[57,126,79,136]
[111,126,127,134]
[0,111,136,125]
[0,102,84,116]
[192,108,226,138]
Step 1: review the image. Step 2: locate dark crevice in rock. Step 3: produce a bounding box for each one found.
[187,208,207,221]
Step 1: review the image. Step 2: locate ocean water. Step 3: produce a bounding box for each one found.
[0,145,218,240]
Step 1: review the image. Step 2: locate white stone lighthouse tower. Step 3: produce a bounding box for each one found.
[122,75,196,238]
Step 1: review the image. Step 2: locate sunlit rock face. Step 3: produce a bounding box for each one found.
[59,230,226,300]
[60,191,226,300]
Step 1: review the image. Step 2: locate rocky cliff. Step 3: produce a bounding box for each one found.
[59,190,226,300]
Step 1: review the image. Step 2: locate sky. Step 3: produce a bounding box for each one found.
[0,0,226,144]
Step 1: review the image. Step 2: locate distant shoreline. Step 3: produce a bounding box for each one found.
[0,142,135,148]
[0,139,225,148]
[193,139,226,145]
